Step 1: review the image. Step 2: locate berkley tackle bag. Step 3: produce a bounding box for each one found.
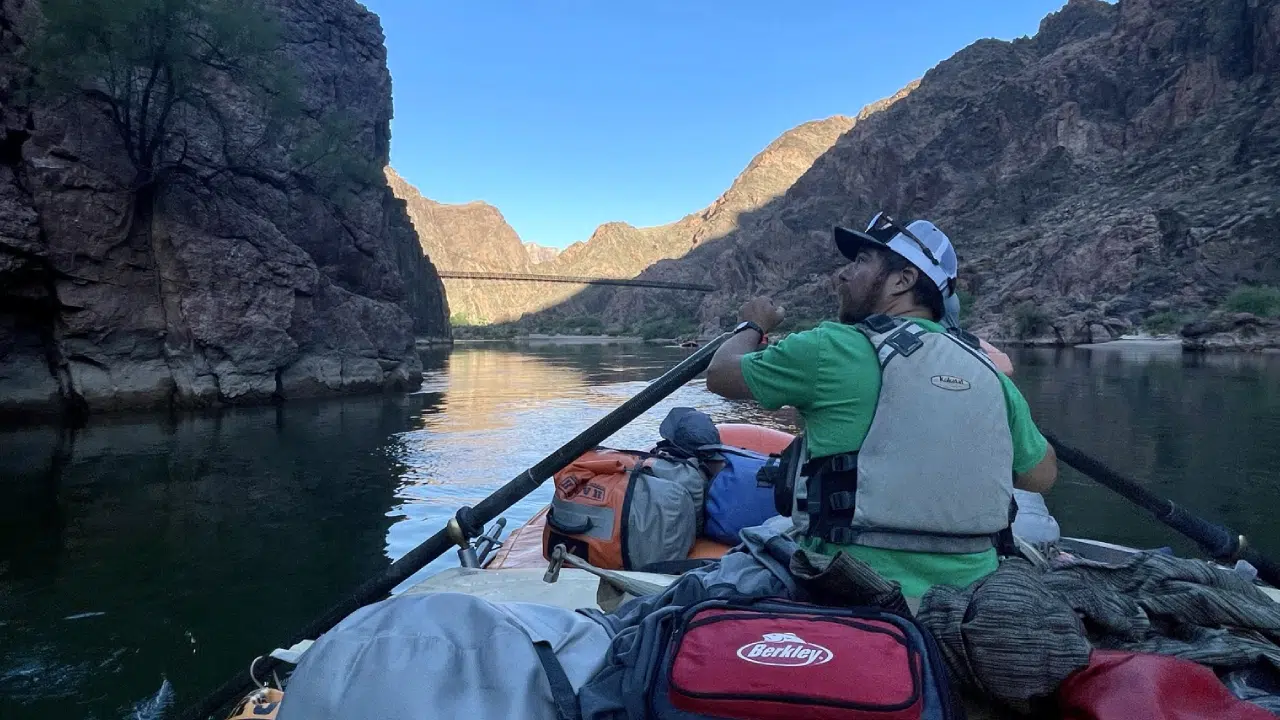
[652,597,962,720]
[703,448,776,545]
[543,447,707,571]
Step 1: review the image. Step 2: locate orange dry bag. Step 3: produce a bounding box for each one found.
[542,447,707,571]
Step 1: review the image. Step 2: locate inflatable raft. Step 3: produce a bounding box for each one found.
[390,424,1280,720]
[228,422,1280,719]
[410,422,1280,611]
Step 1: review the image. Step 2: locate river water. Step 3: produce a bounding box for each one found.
[2,339,1279,719]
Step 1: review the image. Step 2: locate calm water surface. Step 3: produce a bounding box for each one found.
[1,339,1278,719]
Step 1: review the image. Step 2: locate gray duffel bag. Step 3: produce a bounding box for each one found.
[277,591,609,720]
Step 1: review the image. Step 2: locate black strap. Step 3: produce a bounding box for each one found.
[947,326,983,351]
[883,325,926,357]
[805,454,859,543]
[546,507,592,535]
[938,329,1001,377]
[995,490,1019,557]
[636,558,716,575]
[534,641,582,720]
[755,434,806,517]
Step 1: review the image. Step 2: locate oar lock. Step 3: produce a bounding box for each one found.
[446,517,469,549]
[543,543,668,599]
[449,508,508,569]
[447,505,488,551]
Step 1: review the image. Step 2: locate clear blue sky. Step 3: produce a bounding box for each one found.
[363,0,1071,248]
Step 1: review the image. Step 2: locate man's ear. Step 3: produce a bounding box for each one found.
[890,264,919,298]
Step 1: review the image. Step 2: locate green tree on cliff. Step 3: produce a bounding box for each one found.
[26,0,377,197]
[28,0,291,189]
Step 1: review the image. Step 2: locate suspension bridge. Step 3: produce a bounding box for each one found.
[436,270,715,292]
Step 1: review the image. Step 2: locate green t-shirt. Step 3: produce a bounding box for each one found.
[740,319,1049,598]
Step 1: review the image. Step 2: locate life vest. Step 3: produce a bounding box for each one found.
[801,314,1015,554]
[542,447,708,570]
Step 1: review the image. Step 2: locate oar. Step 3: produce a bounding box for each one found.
[1043,430,1280,587]
[177,331,734,720]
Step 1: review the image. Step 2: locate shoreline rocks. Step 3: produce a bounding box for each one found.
[1181,313,1280,353]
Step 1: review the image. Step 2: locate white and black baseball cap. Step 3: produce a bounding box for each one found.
[834,213,958,297]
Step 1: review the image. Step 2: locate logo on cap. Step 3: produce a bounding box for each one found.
[736,632,833,667]
[931,375,971,391]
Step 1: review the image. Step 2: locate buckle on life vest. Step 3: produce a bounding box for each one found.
[884,327,925,357]
[827,527,858,544]
[949,326,983,350]
[827,453,858,472]
[828,491,855,511]
[861,314,899,333]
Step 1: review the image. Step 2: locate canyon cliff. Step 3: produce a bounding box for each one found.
[0,0,449,421]
[531,0,1280,345]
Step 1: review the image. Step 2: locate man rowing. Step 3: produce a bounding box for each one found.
[705,213,1057,599]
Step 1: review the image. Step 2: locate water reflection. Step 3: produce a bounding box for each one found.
[383,342,796,588]
[1009,344,1280,555]
[0,394,440,720]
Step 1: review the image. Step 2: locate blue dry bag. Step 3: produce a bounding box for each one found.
[703,448,777,545]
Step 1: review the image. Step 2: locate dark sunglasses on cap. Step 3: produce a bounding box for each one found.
[866,212,940,267]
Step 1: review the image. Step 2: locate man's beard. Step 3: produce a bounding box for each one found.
[838,271,887,324]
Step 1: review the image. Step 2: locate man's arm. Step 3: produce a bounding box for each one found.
[1015,442,1057,493]
[705,296,786,401]
[1000,374,1058,493]
[706,330,765,399]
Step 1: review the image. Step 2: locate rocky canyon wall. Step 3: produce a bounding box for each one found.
[0,0,450,422]
[540,0,1280,344]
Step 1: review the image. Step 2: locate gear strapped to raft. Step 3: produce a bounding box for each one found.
[766,314,1018,554]
[543,447,710,571]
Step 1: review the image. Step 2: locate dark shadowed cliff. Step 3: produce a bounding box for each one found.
[0,0,449,421]
[522,0,1280,344]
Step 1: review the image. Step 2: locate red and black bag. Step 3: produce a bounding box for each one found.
[653,598,961,720]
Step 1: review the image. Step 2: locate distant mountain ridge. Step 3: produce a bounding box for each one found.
[523,242,560,264]
[388,110,901,324]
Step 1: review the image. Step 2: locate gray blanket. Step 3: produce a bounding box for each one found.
[916,558,1094,715]
[917,550,1280,715]
[1043,550,1280,671]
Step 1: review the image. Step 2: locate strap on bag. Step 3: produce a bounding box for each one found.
[546,507,593,534]
[534,641,583,720]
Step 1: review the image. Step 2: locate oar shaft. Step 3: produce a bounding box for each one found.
[1241,548,1280,589]
[177,332,732,720]
[1043,431,1171,517]
[1043,431,1280,587]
